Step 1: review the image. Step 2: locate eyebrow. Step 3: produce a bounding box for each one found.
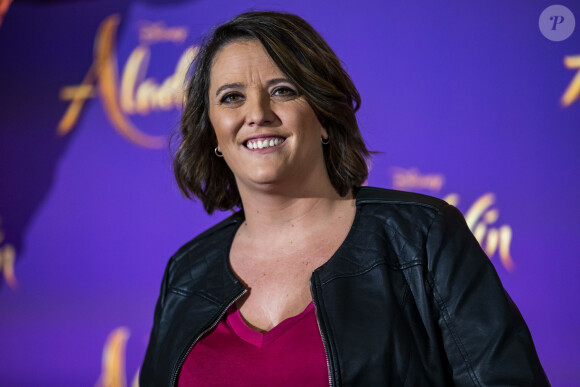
[266,78,291,87]
[214,78,292,96]
[215,82,243,97]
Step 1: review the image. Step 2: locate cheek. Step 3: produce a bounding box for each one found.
[300,112,325,139]
[293,103,324,138]
[209,109,236,142]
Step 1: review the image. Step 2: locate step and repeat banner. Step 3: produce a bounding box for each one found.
[1,0,579,385]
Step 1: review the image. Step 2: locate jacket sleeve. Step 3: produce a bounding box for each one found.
[139,256,173,387]
[426,204,550,386]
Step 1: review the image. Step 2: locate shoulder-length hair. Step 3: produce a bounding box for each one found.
[174,11,370,214]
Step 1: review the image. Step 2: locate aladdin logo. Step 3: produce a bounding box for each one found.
[95,327,139,387]
[562,54,580,107]
[391,167,444,192]
[391,167,515,272]
[0,215,17,290]
[58,15,197,148]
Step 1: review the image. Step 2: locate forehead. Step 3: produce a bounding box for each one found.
[209,39,284,88]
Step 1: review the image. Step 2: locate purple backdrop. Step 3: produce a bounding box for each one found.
[1,0,579,385]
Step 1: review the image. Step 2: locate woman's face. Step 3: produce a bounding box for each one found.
[208,39,328,195]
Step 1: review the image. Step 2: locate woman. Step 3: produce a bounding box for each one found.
[141,11,549,386]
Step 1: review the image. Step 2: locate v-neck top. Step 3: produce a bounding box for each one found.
[178,302,328,386]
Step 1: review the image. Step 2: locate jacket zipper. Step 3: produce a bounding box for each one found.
[169,288,248,387]
[310,276,333,387]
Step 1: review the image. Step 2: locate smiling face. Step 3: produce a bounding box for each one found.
[208,39,329,196]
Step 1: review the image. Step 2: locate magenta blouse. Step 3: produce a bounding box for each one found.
[178,302,329,386]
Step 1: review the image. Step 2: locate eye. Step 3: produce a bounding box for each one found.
[220,93,244,104]
[272,86,297,97]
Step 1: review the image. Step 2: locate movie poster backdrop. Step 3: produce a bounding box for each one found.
[0,0,579,385]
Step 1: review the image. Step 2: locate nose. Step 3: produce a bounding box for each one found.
[245,90,276,126]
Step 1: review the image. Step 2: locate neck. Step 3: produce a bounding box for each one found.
[237,182,353,242]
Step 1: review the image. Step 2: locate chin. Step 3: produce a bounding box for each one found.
[250,176,282,188]
[247,168,284,184]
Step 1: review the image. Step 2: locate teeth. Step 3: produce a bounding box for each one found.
[246,137,284,150]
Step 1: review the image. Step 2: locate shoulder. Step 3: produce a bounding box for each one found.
[163,210,243,286]
[355,186,458,226]
[350,187,466,267]
[172,211,243,260]
[356,186,447,210]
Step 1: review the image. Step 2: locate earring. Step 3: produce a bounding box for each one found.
[214,147,223,157]
[321,136,330,145]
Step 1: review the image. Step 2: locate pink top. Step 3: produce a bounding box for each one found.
[178,302,329,386]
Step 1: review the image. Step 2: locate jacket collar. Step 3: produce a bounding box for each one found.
[185,188,386,294]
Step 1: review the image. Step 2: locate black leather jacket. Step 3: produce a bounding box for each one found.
[140,187,549,386]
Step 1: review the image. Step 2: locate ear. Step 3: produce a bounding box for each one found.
[321,125,329,141]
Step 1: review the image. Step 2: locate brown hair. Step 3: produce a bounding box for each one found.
[173,11,370,213]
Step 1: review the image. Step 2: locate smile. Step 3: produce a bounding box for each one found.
[245,137,286,150]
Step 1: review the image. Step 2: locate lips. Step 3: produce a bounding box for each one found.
[245,136,286,150]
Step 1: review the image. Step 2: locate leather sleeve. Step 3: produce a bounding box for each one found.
[426,204,550,386]
[139,256,173,387]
